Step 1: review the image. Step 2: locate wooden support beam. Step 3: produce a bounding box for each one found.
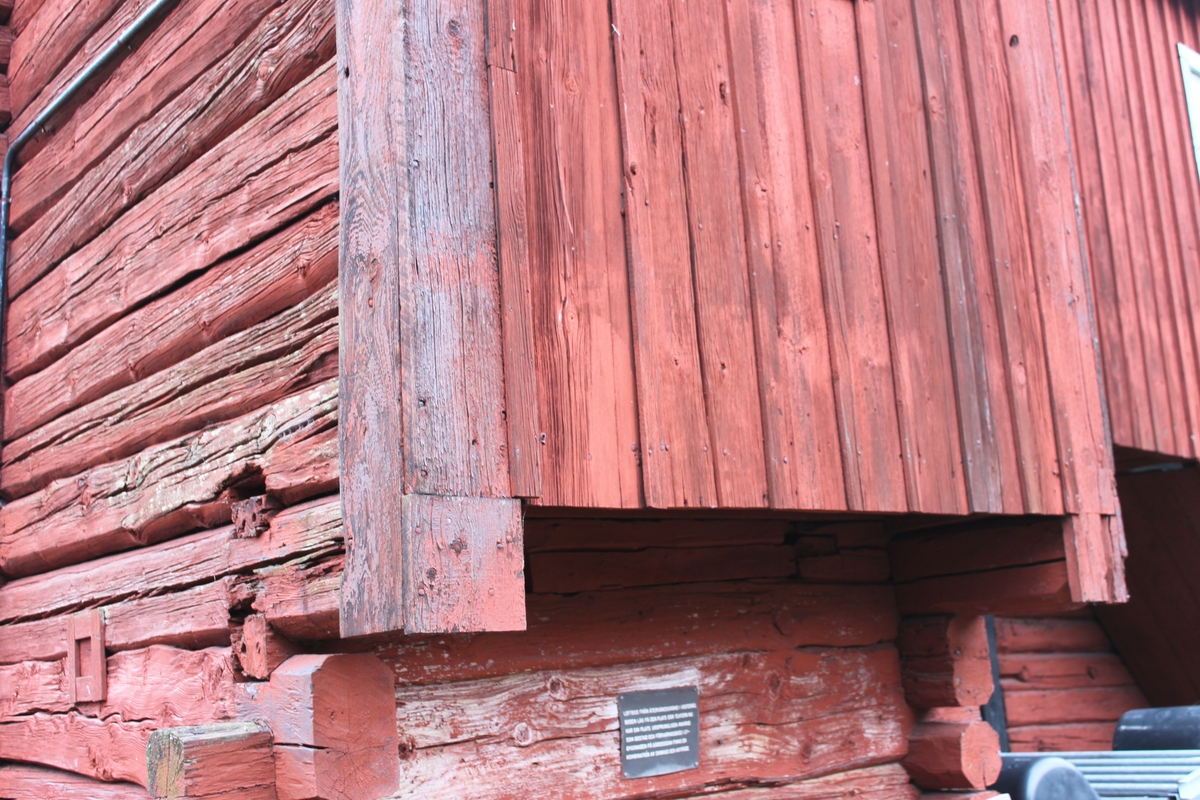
[337,0,526,636]
[899,616,994,708]
[234,615,299,680]
[147,722,276,799]
[902,721,1002,790]
[259,655,399,799]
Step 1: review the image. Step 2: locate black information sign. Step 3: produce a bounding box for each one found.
[618,686,700,779]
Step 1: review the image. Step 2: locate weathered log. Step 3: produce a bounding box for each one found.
[528,544,795,594]
[0,763,147,799]
[259,655,398,799]
[252,554,342,641]
[1003,685,1147,727]
[10,0,290,225]
[263,427,338,505]
[2,284,337,496]
[392,651,907,799]
[890,518,1066,582]
[0,496,341,624]
[0,579,241,665]
[899,616,994,708]
[274,745,395,800]
[993,615,1112,653]
[147,722,276,799]
[0,380,338,578]
[5,61,337,381]
[999,652,1137,690]
[378,581,899,686]
[2,647,242,726]
[234,497,287,540]
[0,712,155,785]
[1007,721,1118,752]
[895,562,1077,616]
[0,25,13,68]
[5,202,337,444]
[10,0,333,276]
[902,721,1002,790]
[235,615,298,680]
[666,764,918,800]
[797,550,891,583]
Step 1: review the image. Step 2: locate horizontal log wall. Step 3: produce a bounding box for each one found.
[365,517,920,799]
[1055,0,1200,459]
[0,0,338,788]
[994,615,1147,752]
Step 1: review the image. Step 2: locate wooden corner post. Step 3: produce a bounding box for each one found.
[337,0,528,636]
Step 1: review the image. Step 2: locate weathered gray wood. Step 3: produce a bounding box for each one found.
[146,722,275,798]
[336,0,407,638]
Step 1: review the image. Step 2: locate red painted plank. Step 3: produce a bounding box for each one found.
[611,0,717,508]
[1122,0,1196,457]
[857,0,969,514]
[1098,0,1177,453]
[955,0,1062,515]
[998,0,1115,520]
[723,0,846,510]
[506,0,642,508]
[793,0,906,512]
[668,0,768,508]
[488,63,543,499]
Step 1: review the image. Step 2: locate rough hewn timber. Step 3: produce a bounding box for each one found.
[3,286,337,497]
[0,764,147,799]
[147,722,276,799]
[0,496,341,624]
[903,721,1002,790]
[0,712,155,785]
[5,60,337,381]
[9,0,334,277]
[899,616,994,708]
[5,201,338,444]
[0,381,337,578]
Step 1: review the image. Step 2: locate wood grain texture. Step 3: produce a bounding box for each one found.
[0,764,147,799]
[403,495,525,633]
[9,0,334,287]
[611,0,717,508]
[794,0,905,512]
[0,712,155,786]
[2,285,337,498]
[899,616,994,709]
[402,0,510,498]
[147,722,276,798]
[504,0,642,509]
[0,381,338,578]
[6,61,338,381]
[0,496,341,624]
[724,0,845,510]
[10,0,285,234]
[903,721,1001,791]
[858,0,968,515]
[5,201,337,445]
[335,0,405,636]
[669,0,768,508]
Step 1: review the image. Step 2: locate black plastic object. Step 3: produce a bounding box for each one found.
[993,756,1101,800]
[1115,707,1200,751]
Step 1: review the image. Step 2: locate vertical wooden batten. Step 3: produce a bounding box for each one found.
[338,0,526,636]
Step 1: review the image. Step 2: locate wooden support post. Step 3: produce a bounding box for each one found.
[899,616,994,708]
[337,0,528,638]
[146,722,276,799]
[262,654,399,800]
[903,721,1002,791]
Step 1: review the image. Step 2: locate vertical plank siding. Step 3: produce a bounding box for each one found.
[492,0,1125,537]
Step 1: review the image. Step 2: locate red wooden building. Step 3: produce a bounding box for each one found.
[0,0,1198,794]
